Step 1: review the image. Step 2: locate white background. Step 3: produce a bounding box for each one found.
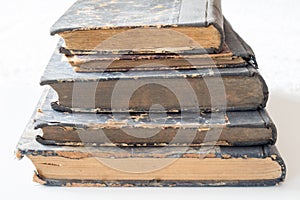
[1,0,300,199]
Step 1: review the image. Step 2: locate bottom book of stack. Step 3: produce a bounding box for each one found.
[16,88,286,187]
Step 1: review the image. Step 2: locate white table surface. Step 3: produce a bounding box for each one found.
[1,0,299,199]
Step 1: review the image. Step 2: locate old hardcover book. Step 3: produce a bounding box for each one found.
[51,0,224,54]
[62,18,257,72]
[60,19,257,72]
[16,115,286,187]
[35,88,276,147]
[40,44,268,112]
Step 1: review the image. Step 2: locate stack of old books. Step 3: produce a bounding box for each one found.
[16,0,286,187]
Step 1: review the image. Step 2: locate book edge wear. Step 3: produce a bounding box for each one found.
[57,18,258,72]
[31,87,277,147]
[50,0,224,53]
[15,118,286,187]
[15,89,286,187]
[50,0,223,34]
[32,172,285,187]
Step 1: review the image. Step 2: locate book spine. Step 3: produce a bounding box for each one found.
[179,0,224,53]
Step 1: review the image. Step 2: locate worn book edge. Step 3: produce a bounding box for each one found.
[32,172,285,187]
[50,0,224,53]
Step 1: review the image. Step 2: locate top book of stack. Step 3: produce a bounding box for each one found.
[51,0,224,55]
